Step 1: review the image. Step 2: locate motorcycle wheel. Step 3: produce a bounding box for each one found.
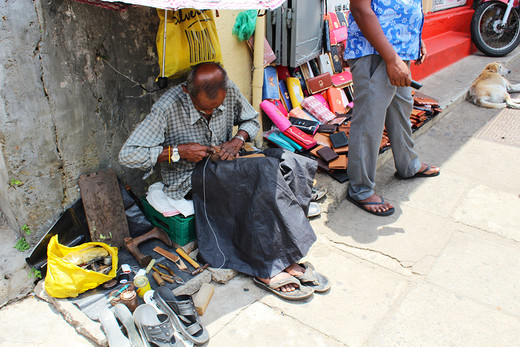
[471,1,520,57]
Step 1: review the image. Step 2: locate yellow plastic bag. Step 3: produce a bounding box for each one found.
[44,235,118,298]
[156,8,223,79]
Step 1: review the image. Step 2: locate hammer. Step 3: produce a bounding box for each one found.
[176,248,209,275]
[124,227,172,267]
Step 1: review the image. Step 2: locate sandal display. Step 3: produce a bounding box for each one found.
[133,304,182,347]
[153,287,209,345]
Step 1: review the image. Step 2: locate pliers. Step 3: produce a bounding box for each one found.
[153,264,185,285]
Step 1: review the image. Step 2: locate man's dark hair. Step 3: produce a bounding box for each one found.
[186,62,228,99]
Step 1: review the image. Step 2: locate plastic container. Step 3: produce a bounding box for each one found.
[140,197,196,246]
[134,275,151,297]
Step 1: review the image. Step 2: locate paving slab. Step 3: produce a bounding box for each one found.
[201,274,265,337]
[259,242,408,346]
[427,231,520,316]
[325,202,455,270]
[0,295,94,346]
[367,283,520,347]
[453,184,520,241]
[208,301,345,346]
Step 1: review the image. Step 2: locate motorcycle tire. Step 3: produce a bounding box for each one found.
[470,1,520,57]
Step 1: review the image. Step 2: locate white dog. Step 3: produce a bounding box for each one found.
[467,62,520,109]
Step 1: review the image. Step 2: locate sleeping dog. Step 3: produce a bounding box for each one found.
[467,62,520,109]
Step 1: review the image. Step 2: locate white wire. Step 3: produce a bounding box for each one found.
[202,156,226,269]
[162,9,167,78]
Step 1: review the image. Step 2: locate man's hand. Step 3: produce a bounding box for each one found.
[415,39,427,65]
[216,137,243,161]
[386,56,411,87]
[178,143,213,162]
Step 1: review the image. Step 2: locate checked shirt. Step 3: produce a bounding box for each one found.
[119,81,260,200]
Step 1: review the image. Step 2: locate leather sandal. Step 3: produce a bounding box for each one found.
[153,287,209,345]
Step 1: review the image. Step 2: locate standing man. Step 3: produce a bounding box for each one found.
[119,62,329,300]
[344,0,440,216]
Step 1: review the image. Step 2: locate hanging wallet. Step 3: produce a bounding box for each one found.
[262,66,279,100]
[306,73,333,95]
[330,45,344,74]
[279,80,293,112]
[317,146,339,162]
[286,77,305,109]
[331,70,353,88]
[331,26,348,43]
[329,131,349,148]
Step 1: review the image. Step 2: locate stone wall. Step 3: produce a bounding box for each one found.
[0,0,160,242]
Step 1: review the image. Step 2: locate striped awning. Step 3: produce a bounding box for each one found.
[101,0,286,10]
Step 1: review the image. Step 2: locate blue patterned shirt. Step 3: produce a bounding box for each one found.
[345,0,424,60]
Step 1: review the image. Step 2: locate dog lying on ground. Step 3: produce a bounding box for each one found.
[467,62,520,109]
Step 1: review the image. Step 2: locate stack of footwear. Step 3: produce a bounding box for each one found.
[99,289,209,347]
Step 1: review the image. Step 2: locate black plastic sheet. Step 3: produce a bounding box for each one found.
[192,149,317,279]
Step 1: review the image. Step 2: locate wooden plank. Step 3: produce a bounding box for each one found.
[78,169,130,247]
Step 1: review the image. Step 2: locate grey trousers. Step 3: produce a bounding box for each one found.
[347,55,421,201]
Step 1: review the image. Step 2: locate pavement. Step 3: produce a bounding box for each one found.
[2,46,520,346]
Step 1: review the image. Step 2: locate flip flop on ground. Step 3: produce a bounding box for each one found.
[346,194,395,217]
[294,262,330,293]
[253,276,314,301]
[394,164,440,180]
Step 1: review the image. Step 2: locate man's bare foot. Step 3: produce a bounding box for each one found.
[284,263,305,277]
[356,193,393,214]
[418,163,440,176]
[257,271,299,292]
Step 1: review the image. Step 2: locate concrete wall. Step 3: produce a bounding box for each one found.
[0,1,252,247]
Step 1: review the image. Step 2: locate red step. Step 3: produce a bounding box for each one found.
[411,5,477,80]
[412,31,477,80]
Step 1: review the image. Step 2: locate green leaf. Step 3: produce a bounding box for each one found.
[14,237,30,252]
[21,224,31,235]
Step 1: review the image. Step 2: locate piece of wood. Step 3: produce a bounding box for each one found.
[176,248,200,268]
[193,283,214,316]
[153,246,188,271]
[78,169,130,248]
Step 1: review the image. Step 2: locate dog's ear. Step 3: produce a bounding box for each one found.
[485,63,499,73]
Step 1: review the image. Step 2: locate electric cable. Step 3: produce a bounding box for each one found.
[202,155,226,269]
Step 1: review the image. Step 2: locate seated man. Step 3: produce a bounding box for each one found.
[119,62,329,300]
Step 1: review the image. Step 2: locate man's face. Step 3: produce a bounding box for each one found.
[189,89,227,117]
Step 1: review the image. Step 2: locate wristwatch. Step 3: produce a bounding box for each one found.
[170,146,180,162]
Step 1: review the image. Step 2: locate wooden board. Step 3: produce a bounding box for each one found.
[78,169,130,247]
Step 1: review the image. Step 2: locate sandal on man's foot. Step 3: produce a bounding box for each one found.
[295,262,330,293]
[153,287,209,345]
[133,304,182,347]
[346,194,395,217]
[253,276,314,301]
[394,165,440,180]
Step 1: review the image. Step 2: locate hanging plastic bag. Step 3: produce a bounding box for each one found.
[156,9,223,79]
[44,235,118,298]
[232,10,257,41]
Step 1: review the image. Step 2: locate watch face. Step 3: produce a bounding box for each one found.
[171,147,180,162]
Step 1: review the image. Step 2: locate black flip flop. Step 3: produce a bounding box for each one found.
[394,165,440,180]
[346,194,395,217]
